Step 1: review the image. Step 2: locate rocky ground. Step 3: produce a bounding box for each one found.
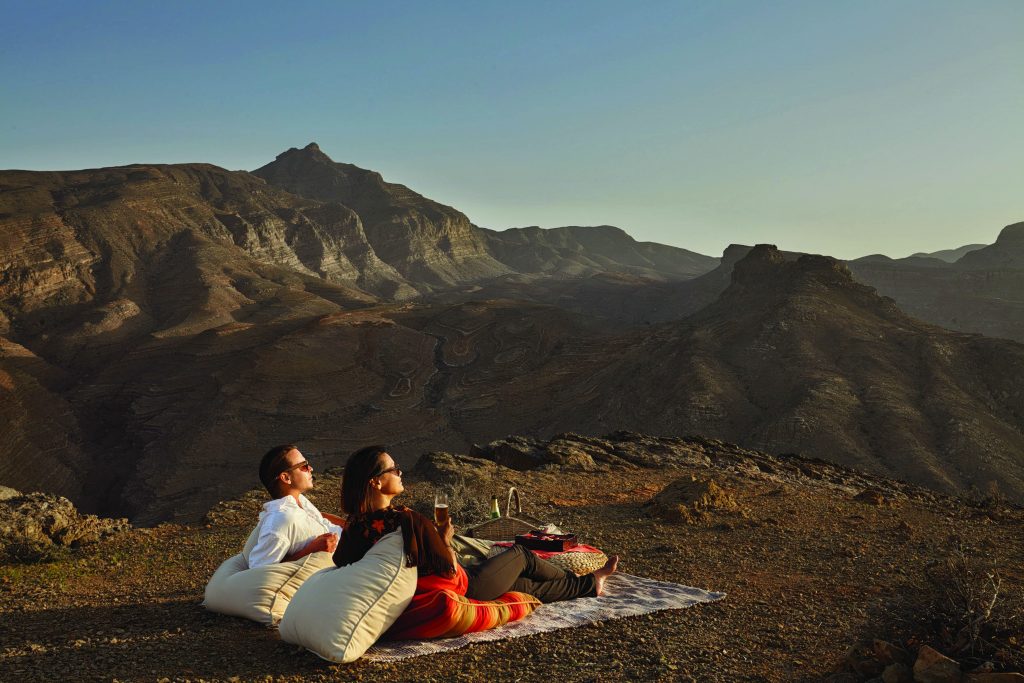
[1,433,1022,682]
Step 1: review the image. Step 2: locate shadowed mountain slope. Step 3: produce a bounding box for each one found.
[481,224,717,280]
[429,243,784,324]
[58,300,619,524]
[849,222,1024,342]
[552,246,1024,500]
[0,337,88,502]
[0,162,417,517]
[4,236,1024,521]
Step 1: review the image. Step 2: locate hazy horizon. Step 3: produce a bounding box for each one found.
[3,1,1021,260]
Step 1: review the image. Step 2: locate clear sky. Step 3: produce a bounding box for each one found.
[2,1,1022,259]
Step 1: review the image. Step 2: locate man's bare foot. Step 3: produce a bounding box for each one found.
[592,555,619,596]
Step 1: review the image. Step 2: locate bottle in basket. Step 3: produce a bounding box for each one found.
[490,495,501,519]
[434,492,449,526]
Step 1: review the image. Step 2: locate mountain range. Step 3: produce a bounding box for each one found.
[848,222,1024,343]
[1,143,1022,522]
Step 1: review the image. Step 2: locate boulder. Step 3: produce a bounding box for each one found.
[825,674,861,683]
[855,489,889,506]
[913,645,963,683]
[544,442,600,471]
[874,639,911,665]
[412,451,507,485]
[470,436,546,470]
[882,662,913,683]
[842,640,885,677]
[644,476,739,524]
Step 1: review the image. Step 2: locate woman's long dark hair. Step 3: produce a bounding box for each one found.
[336,445,455,577]
[341,445,389,517]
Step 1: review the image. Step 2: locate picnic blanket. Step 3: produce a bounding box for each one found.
[363,572,725,662]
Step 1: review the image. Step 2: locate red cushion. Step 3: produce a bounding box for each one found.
[384,588,540,640]
[415,563,470,595]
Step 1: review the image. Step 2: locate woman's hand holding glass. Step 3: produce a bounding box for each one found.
[437,517,455,547]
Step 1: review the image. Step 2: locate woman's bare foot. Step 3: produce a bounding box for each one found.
[592,555,619,596]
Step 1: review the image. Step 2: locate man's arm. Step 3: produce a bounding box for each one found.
[246,531,292,569]
[322,512,346,528]
[282,532,338,562]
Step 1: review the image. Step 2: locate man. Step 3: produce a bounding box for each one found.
[245,444,345,569]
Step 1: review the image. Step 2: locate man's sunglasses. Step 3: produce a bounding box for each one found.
[284,461,313,473]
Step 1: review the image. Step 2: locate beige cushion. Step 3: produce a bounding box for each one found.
[203,549,335,625]
[278,530,416,663]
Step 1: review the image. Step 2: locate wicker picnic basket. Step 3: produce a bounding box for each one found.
[464,487,547,541]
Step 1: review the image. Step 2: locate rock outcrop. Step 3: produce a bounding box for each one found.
[0,490,130,562]
[412,451,509,484]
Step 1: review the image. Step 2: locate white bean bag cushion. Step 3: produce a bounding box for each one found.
[278,530,416,663]
[203,524,335,625]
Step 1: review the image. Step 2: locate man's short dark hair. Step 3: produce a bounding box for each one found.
[259,444,299,497]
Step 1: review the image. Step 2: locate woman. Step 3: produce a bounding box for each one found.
[333,445,618,603]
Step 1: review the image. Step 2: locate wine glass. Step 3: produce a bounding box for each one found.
[434,492,449,526]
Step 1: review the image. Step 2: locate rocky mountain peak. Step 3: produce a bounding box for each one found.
[995,221,1024,245]
[730,245,854,291]
[255,144,510,290]
[729,244,786,285]
[272,141,335,166]
[720,244,754,264]
[955,220,1024,268]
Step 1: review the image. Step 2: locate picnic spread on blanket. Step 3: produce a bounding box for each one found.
[203,484,724,663]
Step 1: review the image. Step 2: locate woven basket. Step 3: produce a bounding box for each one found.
[548,550,608,576]
[464,488,547,542]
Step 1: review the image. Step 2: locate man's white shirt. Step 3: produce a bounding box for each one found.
[244,494,343,569]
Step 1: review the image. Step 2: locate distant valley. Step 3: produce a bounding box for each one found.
[1,144,1022,522]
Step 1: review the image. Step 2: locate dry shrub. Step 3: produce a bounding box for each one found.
[444,475,493,525]
[406,475,494,527]
[919,541,1024,670]
[1,539,72,564]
